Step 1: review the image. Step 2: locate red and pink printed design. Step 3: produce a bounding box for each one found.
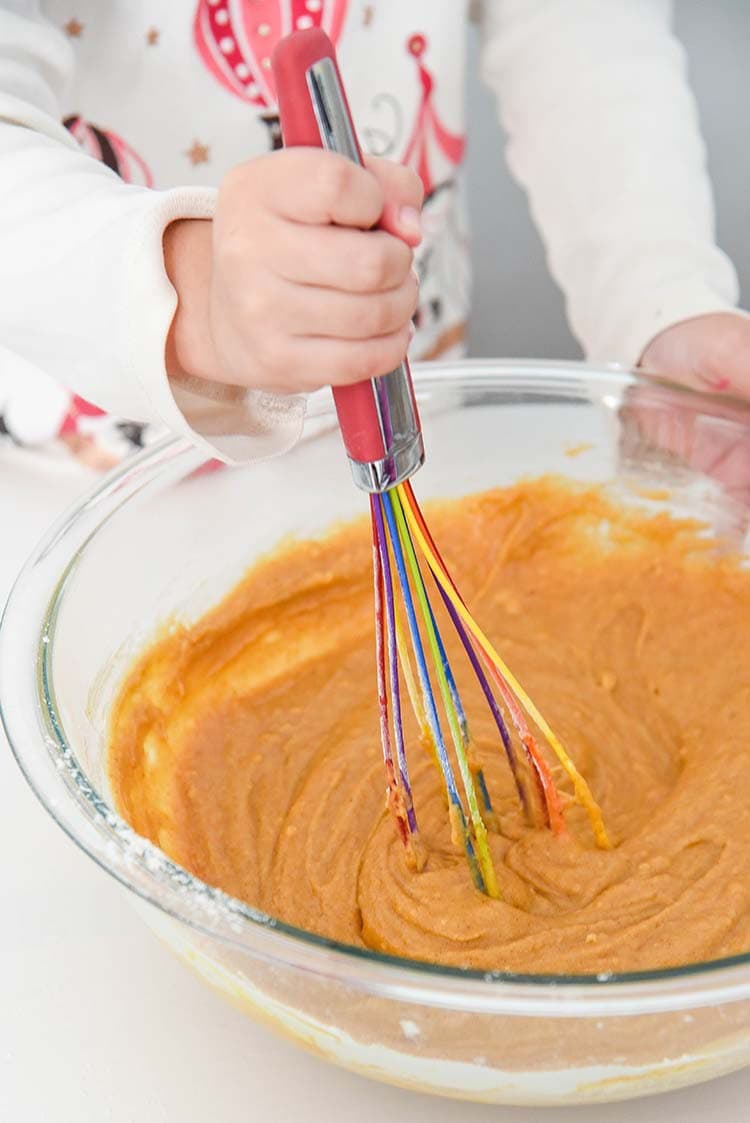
[193,0,349,109]
[57,394,107,439]
[402,34,465,196]
[64,117,154,187]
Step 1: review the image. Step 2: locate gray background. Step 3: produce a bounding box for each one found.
[465,1,749,359]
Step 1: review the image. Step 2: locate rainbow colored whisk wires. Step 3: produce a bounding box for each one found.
[370,481,610,896]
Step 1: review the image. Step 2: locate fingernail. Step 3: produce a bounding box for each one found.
[399,205,422,239]
[700,372,732,393]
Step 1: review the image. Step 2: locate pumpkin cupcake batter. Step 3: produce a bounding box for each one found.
[109,478,750,974]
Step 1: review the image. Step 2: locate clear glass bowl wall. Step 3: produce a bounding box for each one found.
[2,361,750,1107]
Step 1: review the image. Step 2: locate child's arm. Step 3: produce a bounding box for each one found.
[480,0,750,395]
[0,4,421,461]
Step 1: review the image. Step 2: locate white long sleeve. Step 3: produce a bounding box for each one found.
[0,2,304,462]
[0,0,743,470]
[479,0,741,366]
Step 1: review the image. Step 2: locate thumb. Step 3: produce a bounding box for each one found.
[364,155,424,247]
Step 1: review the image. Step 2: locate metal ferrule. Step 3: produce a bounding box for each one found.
[347,366,425,492]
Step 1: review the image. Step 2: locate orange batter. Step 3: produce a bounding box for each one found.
[109,478,750,973]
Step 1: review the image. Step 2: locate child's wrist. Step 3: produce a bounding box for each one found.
[163,218,217,384]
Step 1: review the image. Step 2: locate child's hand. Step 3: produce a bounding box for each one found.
[640,313,750,399]
[164,149,423,396]
[626,313,750,536]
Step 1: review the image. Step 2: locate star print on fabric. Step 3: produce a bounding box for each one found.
[64,17,84,37]
[146,27,160,45]
[185,140,210,166]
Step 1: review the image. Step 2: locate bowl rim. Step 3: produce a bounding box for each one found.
[3,357,750,1015]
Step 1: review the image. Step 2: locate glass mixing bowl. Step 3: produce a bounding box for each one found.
[2,360,750,1107]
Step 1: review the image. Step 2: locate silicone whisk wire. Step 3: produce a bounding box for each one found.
[378,491,487,892]
[370,495,419,858]
[387,489,498,898]
[366,475,610,898]
[398,479,610,850]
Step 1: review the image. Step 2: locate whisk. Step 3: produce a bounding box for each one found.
[272,30,609,895]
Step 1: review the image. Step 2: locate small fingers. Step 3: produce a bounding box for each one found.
[272,220,415,293]
[640,313,750,400]
[230,148,385,228]
[281,272,419,340]
[286,327,414,390]
[240,323,413,394]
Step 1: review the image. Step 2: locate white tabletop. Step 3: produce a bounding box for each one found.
[1,452,749,1123]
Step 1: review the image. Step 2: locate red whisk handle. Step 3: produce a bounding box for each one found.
[272,28,423,493]
[273,28,359,155]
